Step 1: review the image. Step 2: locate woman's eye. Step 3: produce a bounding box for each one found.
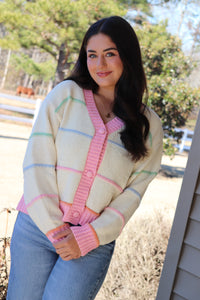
[88,54,96,58]
[106,52,115,57]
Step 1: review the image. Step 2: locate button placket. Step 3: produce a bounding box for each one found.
[70,125,108,223]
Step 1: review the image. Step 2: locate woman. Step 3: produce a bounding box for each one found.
[7,16,163,300]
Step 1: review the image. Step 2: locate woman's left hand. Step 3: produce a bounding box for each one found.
[53,228,81,261]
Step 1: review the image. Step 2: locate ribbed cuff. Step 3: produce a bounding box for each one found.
[71,224,99,256]
[46,223,70,243]
[16,194,28,214]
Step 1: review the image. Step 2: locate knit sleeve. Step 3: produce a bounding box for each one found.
[23,82,69,235]
[71,112,163,256]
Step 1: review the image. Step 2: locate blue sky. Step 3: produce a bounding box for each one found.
[126,1,200,54]
[151,0,200,53]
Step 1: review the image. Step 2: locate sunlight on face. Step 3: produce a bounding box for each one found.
[86,33,123,93]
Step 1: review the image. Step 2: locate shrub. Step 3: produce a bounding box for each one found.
[137,23,199,154]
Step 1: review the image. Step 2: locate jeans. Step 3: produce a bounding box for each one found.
[7,212,115,300]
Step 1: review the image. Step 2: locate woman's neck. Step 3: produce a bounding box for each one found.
[93,88,116,123]
[96,87,115,104]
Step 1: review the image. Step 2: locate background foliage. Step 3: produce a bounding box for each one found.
[0,0,199,154]
[136,22,199,153]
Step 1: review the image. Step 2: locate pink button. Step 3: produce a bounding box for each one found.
[98,128,106,134]
[73,211,80,218]
[86,170,93,178]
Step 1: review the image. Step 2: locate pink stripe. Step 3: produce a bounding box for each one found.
[26,194,58,208]
[56,166,82,174]
[105,207,125,234]
[97,174,123,192]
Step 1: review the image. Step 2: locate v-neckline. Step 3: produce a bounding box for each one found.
[83,89,124,134]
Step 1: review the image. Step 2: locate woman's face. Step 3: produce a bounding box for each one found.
[86,33,123,93]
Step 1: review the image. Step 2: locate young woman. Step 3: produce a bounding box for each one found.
[7,16,163,300]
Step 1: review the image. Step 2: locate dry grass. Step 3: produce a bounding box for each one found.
[0,238,10,300]
[96,208,172,300]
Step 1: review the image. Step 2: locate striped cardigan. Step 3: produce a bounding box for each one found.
[17,80,163,256]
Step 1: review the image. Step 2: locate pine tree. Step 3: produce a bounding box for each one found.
[0,0,125,85]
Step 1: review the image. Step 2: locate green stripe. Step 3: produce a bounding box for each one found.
[30,132,53,139]
[130,170,158,177]
[55,96,86,113]
[148,132,152,147]
[134,170,158,176]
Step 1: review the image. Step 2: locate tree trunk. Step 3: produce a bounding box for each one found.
[53,43,70,87]
[23,74,29,87]
[1,49,11,89]
[47,79,53,94]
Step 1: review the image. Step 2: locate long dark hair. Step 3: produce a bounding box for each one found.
[66,16,149,161]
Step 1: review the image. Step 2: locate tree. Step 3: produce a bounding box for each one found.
[137,22,199,153]
[0,0,125,85]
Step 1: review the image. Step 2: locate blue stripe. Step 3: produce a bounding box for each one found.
[126,187,141,200]
[107,139,125,149]
[59,128,125,149]
[59,128,93,139]
[23,163,55,171]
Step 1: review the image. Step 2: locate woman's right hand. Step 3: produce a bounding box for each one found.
[53,228,81,261]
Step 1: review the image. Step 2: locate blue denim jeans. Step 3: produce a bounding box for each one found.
[7,212,115,300]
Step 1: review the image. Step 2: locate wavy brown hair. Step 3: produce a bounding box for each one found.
[66,16,149,161]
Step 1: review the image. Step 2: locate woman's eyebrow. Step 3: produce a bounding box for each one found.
[103,47,118,52]
[87,47,118,53]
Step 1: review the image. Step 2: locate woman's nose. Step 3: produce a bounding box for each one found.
[97,56,107,67]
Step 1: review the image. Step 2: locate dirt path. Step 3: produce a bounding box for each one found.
[0,121,188,238]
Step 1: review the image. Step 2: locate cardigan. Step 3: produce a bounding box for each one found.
[17,80,163,256]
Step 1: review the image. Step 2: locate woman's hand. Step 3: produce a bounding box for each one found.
[53,228,81,261]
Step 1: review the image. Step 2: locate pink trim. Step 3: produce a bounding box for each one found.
[26,194,58,208]
[16,195,28,214]
[59,201,99,224]
[84,89,105,130]
[65,90,109,224]
[97,174,123,192]
[105,207,125,234]
[106,117,124,134]
[84,89,124,134]
[46,223,70,243]
[56,165,82,174]
[71,223,99,256]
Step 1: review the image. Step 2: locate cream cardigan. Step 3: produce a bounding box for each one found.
[17,80,163,256]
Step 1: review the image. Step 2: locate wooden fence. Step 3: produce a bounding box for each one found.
[0,93,42,125]
[174,128,194,153]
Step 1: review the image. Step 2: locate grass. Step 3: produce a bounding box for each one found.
[0,238,10,300]
[96,208,171,300]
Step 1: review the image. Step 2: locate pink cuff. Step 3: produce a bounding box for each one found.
[46,223,70,243]
[16,195,28,214]
[71,224,99,256]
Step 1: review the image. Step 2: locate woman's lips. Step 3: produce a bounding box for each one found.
[97,71,112,78]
